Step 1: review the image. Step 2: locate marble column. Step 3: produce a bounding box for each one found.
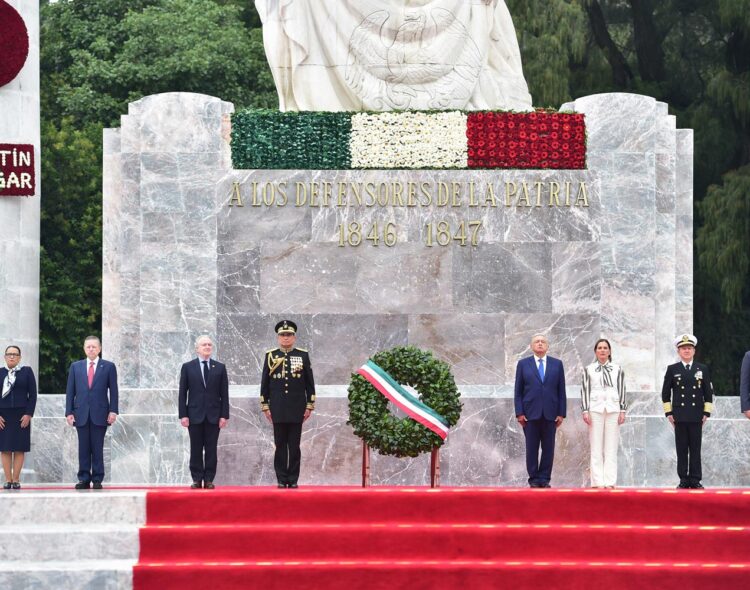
[0,1,40,372]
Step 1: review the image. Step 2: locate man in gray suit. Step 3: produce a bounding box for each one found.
[178,335,229,489]
[741,351,750,419]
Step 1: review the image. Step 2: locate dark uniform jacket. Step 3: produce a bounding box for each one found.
[661,362,714,422]
[260,347,315,423]
[0,366,37,414]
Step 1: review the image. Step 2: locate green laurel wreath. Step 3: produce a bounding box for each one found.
[347,346,462,458]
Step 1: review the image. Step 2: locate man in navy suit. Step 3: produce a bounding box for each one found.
[65,335,119,490]
[514,333,566,488]
[178,335,229,489]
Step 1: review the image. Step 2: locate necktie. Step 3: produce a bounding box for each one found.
[538,358,545,382]
[202,360,209,385]
[88,361,94,388]
[686,364,691,372]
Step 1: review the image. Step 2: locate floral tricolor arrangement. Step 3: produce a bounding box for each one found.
[231,109,586,170]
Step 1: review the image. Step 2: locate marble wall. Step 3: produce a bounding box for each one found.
[0,1,40,372]
[26,90,724,486]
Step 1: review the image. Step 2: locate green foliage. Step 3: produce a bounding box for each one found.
[39,119,104,392]
[232,110,352,170]
[347,346,462,458]
[41,0,276,126]
[507,0,587,107]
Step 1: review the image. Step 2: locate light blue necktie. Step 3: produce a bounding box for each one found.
[538,358,545,382]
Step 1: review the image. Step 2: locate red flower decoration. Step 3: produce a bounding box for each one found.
[466,111,586,169]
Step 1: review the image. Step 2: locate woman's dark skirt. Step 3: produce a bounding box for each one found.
[0,408,31,452]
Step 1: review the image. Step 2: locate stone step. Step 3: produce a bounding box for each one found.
[0,524,140,561]
[0,560,134,590]
[0,490,146,525]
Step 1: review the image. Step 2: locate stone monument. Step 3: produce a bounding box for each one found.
[0,0,40,373]
[27,4,750,488]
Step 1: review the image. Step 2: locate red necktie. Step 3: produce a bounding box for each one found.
[88,361,94,388]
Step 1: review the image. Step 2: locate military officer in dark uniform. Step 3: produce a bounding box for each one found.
[661,334,714,489]
[260,320,315,488]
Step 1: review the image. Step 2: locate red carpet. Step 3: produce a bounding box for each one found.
[134,487,750,589]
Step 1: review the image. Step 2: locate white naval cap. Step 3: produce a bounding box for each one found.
[673,333,697,348]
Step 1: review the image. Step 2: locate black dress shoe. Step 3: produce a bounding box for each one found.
[75,481,90,490]
[277,483,287,488]
[540,483,551,488]
[677,482,690,489]
[529,482,540,488]
[204,482,215,489]
[92,482,103,490]
[190,481,202,489]
[288,483,298,489]
[691,482,704,489]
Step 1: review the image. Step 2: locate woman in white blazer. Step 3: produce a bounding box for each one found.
[581,339,627,488]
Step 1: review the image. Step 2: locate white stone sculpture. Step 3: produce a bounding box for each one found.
[255,0,533,112]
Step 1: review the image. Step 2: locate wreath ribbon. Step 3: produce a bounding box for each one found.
[357,360,450,440]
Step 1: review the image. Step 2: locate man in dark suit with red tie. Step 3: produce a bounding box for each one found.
[65,335,119,490]
[514,333,567,488]
[178,335,229,489]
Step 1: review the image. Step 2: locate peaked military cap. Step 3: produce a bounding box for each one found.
[674,333,697,348]
[275,320,297,335]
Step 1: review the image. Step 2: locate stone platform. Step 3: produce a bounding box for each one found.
[24,393,750,487]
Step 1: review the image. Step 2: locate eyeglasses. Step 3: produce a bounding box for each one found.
[4,353,20,357]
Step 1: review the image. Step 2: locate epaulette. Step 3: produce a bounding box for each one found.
[296,347,308,352]
[265,348,278,354]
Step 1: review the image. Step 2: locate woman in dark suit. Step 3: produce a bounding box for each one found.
[1,345,37,489]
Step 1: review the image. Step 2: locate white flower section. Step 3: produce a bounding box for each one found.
[350,112,468,169]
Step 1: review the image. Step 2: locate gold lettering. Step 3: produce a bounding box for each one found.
[277,181,288,206]
[322,182,332,207]
[377,182,389,207]
[407,182,418,207]
[420,182,432,206]
[484,183,497,207]
[549,182,561,207]
[564,181,571,207]
[505,181,517,207]
[451,182,462,207]
[575,182,589,207]
[228,182,244,207]
[351,182,363,206]
[309,182,320,207]
[437,182,450,207]
[262,182,275,206]
[469,181,478,206]
[392,182,405,206]
[337,182,347,206]
[365,182,377,207]
[251,181,262,206]
[295,182,307,206]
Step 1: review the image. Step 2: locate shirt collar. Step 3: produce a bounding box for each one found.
[534,355,547,363]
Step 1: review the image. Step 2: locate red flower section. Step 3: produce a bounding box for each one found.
[467,111,586,169]
[0,1,30,87]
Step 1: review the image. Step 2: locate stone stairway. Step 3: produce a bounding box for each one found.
[0,490,145,589]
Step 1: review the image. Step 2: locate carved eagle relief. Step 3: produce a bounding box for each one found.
[345,8,484,110]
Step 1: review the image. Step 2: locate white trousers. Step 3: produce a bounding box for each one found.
[589,410,620,487]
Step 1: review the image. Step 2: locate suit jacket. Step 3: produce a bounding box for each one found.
[260,347,315,423]
[65,358,119,427]
[514,355,567,421]
[741,351,750,413]
[661,362,713,422]
[0,366,37,414]
[178,358,230,424]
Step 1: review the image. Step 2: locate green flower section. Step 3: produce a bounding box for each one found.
[348,346,462,458]
[231,110,351,170]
